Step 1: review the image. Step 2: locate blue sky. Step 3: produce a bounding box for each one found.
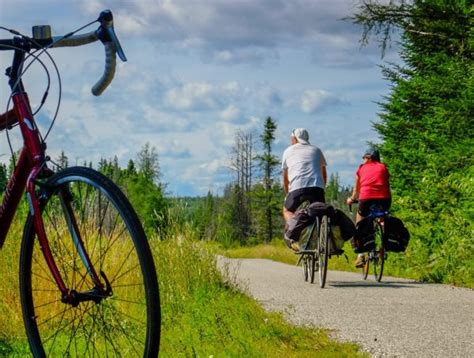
[0,0,399,196]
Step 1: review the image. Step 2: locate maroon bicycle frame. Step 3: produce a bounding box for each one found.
[0,91,103,298]
[0,91,72,295]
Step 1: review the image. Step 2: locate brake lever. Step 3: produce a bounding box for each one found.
[97,9,127,62]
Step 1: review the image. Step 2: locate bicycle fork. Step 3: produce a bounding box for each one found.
[30,181,113,307]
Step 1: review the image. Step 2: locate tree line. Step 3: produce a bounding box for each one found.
[0,143,168,235]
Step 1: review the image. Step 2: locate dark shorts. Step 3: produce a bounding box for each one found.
[358,198,391,217]
[284,187,325,212]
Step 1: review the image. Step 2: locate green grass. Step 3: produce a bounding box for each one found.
[0,217,366,356]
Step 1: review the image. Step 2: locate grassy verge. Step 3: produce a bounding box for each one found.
[0,218,366,356]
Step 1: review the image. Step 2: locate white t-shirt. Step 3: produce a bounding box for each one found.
[281,143,327,193]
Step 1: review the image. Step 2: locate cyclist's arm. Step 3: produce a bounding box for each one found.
[321,164,327,188]
[347,175,360,204]
[320,150,327,188]
[283,168,289,194]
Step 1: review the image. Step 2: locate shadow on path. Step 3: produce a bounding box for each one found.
[329,280,420,289]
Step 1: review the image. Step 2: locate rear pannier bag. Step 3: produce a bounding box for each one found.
[284,210,314,244]
[351,217,375,253]
[284,202,334,245]
[384,216,410,252]
[331,209,356,242]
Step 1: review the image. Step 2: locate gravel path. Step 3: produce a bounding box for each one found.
[218,257,474,357]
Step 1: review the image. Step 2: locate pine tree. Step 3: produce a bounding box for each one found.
[255,116,280,243]
[56,151,68,168]
[137,143,160,182]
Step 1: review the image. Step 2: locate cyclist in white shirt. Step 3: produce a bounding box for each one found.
[282,128,327,223]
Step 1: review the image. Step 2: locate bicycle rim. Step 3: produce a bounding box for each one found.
[303,256,309,282]
[362,257,369,280]
[318,216,329,288]
[310,253,316,284]
[373,222,385,282]
[20,167,160,357]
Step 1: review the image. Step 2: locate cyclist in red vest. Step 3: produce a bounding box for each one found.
[347,148,391,267]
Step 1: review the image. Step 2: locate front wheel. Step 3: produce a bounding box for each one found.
[317,216,329,288]
[20,167,160,357]
[302,255,309,282]
[373,221,385,282]
[361,256,369,280]
[310,253,316,284]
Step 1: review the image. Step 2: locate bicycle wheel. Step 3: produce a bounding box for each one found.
[361,255,369,280]
[373,221,385,282]
[20,167,160,357]
[310,253,316,284]
[302,255,309,282]
[317,215,329,288]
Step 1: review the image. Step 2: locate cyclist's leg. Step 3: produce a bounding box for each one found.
[283,188,304,222]
[283,188,315,250]
[355,199,372,267]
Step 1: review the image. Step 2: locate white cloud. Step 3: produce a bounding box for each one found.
[219,104,240,122]
[325,148,360,166]
[300,90,344,113]
[75,0,395,66]
[164,82,218,111]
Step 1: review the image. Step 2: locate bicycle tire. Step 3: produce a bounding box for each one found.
[310,253,316,284]
[19,167,160,357]
[361,256,369,280]
[373,221,385,282]
[318,215,329,288]
[303,255,309,282]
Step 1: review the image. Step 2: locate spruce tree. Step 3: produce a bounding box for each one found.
[256,116,281,243]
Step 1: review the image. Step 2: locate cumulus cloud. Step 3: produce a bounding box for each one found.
[156,140,192,159]
[257,85,283,107]
[300,90,345,113]
[324,148,360,166]
[219,104,241,122]
[74,0,394,66]
[164,82,219,111]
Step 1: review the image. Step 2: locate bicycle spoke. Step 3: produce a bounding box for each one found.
[111,262,141,285]
[108,296,146,308]
[41,301,69,354]
[109,246,137,284]
[102,304,145,354]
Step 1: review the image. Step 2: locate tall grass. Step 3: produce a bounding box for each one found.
[154,217,364,356]
[0,215,30,354]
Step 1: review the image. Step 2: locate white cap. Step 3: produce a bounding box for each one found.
[291,128,310,144]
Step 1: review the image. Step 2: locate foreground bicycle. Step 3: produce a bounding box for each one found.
[0,10,160,356]
[350,201,388,282]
